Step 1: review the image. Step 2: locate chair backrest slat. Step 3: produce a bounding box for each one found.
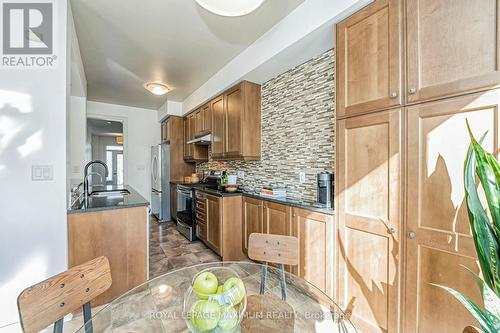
[17,256,112,333]
[248,233,298,266]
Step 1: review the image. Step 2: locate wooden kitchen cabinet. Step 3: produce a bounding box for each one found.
[201,103,212,134]
[68,206,148,306]
[291,207,334,299]
[183,114,208,162]
[194,108,203,137]
[161,120,169,143]
[263,201,291,236]
[336,109,402,333]
[196,191,245,260]
[211,95,225,159]
[406,0,500,104]
[336,0,402,118]
[404,91,500,333]
[242,196,264,253]
[205,81,261,160]
[206,194,222,255]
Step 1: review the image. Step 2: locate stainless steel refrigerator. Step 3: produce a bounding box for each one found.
[151,144,170,222]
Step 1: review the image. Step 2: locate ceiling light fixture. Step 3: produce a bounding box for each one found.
[195,0,265,17]
[144,82,170,96]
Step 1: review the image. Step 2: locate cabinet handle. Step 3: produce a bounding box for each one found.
[389,92,398,98]
[408,231,416,239]
[387,227,397,234]
[408,88,416,95]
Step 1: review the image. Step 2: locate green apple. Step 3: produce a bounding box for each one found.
[223,277,246,305]
[190,300,221,331]
[217,305,238,332]
[193,272,219,299]
[216,285,224,294]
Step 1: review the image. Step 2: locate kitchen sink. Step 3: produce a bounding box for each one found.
[89,189,130,197]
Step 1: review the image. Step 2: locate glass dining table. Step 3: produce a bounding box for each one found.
[76,262,357,333]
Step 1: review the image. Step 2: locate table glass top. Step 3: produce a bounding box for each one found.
[76,262,357,333]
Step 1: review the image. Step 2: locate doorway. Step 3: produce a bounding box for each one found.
[87,118,124,186]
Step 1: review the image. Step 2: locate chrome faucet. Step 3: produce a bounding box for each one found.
[83,160,109,203]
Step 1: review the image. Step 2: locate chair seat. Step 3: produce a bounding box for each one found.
[241,295,295,333]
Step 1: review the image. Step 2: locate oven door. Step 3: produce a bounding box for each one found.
[176,188,193,226]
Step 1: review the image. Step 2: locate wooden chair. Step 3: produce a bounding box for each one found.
[242,233,298,333]
[17,256,112,333]
[247,233,299,301]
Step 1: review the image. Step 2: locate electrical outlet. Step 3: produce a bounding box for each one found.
[237,171,245,179]
[299,172,306,184]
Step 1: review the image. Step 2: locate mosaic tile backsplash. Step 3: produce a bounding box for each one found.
[196,49,335,202]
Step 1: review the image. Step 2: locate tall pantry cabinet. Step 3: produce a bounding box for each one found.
[335,0,500,332]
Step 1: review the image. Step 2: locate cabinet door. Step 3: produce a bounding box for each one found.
[201,103,212,134]
[336,0,402,117]
[336,109,401,333]
[404,91,500,333]
[211,95,225,159]
[183,117,191,159]
[165,120,171,142]
[224,86,243,157]
[161,122,167,142]
[406,0,500,104]
[206,194,222,255]
[242,197,263,253]
[263,201,291,236]
[194,109,203,137]
[292,208,333,298]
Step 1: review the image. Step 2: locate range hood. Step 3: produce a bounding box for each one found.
[187,134,211,145]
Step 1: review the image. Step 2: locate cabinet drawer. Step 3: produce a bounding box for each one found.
[195,201,206,212]
[196,211,206,223]
[196,191,206,200]
[197,223,207,241]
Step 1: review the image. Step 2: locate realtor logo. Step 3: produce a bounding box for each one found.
[1,1,56,68]
[2,2,53,54]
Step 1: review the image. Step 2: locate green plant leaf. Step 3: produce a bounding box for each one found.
[434,284,500,333]
[466,120,500,238]
[464,132,500,295]
[463,265,500,318]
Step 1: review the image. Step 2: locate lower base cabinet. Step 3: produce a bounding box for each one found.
[242,196,334,297]
[195,191,246,261]
[291,208,334,298]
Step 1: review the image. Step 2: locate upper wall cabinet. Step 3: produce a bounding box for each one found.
[212,81,261,160]
[336,0,403,118]
[406,0,500,104]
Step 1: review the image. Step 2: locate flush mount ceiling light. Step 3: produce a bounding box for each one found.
[144,82,170,96]
[195,0,265,17]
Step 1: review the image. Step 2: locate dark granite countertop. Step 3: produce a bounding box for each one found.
[187,185,335,216]
[68,185,149,214]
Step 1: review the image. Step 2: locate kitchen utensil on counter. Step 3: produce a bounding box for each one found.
[317,172,333,208]
[184,176,192,183]
[221,184,240,193]
[191,173,200,183]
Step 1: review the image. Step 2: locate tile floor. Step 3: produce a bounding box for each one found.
[149,217,221,279]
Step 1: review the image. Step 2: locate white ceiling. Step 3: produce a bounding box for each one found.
[70,0,304,110]
[87,118,123,137]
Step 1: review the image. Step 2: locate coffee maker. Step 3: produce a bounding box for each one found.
[317,172,333,208]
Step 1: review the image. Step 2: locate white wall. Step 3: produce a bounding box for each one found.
[157,100,183,122]
[182,0,371,113]
[0,0,68,328]
[69,96,87,180]
[87,101,160,201]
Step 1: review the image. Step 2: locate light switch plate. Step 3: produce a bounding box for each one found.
[32,165,53,181]
[299,172,306,184]
[237,171,245,179]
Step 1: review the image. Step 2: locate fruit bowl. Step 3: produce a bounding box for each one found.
[183,267,247,333]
